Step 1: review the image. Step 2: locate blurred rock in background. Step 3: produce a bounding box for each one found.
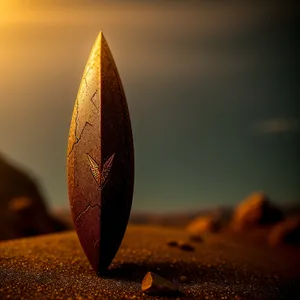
[268,216,300,246]
[129,207,232,228]
[230,192,283,232]
[0,153,68,241]
[1,150,298,250]
[186,214,222,235]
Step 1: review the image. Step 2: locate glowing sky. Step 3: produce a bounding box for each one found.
[0,1,298,212]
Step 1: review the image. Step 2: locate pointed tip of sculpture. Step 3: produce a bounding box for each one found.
[97,31,106,43]
[95,31,109,51]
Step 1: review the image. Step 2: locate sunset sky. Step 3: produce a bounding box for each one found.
[0,1,298,212]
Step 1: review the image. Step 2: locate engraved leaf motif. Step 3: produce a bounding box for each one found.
[100,153,115,189]
[87,153,115,189]
[87,154,101,186]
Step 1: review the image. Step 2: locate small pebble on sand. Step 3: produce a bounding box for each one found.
[167,240,179,247]
[141,272,182,296]
[189,235,204,243]
[178,241,195,252]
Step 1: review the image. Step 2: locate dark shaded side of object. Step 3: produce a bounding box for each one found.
[0,153,67,241]
[99,34,135,275]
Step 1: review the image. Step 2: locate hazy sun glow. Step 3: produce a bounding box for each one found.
[0,1,16,23]
[0,0,297,212]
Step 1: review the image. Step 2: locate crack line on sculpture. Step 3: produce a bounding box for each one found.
[93,239,99,248]
[74,98,80,140]
[74,184,90,206]
[68,121,93,157]
[67,97,80,156]
[75,203,101,223]
[90,90,99,111]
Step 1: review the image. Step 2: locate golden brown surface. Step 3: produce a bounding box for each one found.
[66,31,134,274]
[1,225,300,299]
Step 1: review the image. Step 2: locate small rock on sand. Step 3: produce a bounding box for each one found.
[189,235,204,243]
[178,241,195,252]
[142,272,181,296]
[167,240,179,247]
[167,240,195,251]
[187,215,221,235]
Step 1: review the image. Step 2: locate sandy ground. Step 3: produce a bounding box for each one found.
[0,225,300,300]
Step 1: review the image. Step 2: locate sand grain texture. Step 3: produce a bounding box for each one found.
[0,225,300,299]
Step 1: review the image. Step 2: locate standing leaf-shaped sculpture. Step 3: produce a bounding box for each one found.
[67,32,134,275]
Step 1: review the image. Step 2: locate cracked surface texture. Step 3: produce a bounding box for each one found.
[67,32,134,274]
